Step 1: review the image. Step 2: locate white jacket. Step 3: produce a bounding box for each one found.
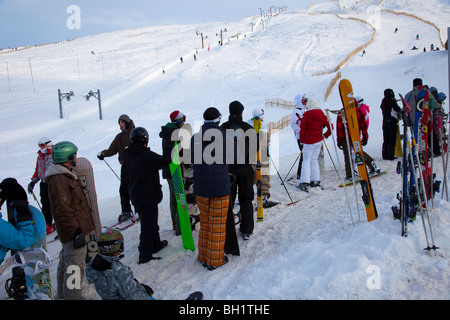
[291,108,304,139]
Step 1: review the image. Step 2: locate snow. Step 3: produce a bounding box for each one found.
[0,0,449,302]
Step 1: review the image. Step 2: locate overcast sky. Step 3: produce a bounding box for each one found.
[0,0,317,49]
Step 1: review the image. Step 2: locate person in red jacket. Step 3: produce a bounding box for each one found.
[336,99,380,181]
[27,137,54,234]
[297,98,331,192]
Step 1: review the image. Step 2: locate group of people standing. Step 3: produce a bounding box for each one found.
[2,79,446,300]
[380,78,447,163]
[95,102,275,274]
[290,93,380,187]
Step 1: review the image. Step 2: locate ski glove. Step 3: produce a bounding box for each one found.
[97,152,105,160]
[73,228,86,249]
[361,138,367,146]
[27,181,35,194]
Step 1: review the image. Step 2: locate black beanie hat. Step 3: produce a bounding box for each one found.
[229,101,244,115]
[203,107,221,121]
[413,78,423,86]
[384,88,395,98]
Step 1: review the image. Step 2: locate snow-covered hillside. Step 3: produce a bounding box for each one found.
[0,0,448,301]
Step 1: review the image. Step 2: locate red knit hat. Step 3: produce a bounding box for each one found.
[170,111,185,123]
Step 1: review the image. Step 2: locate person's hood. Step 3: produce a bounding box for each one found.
[44,163,78,182]
[159,122,179,139]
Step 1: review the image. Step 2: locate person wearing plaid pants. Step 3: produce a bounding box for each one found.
[191,107,231,270]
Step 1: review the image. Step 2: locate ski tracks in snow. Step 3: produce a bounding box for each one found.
[288,34,320,78]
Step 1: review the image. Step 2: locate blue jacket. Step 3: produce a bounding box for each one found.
[191,122,231,197]
[0,212,35,263]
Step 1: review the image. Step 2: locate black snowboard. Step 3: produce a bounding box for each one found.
[224,199,240,256]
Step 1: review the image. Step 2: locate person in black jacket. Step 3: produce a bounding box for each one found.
[159,110,186,235]
[380,88,402,160]
[191,107,231,270]
[221,101,256,240]
[123,127,171,264]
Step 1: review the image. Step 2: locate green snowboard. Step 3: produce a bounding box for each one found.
[169,142,195,251]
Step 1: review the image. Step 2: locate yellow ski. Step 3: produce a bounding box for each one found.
[339,79,378,222]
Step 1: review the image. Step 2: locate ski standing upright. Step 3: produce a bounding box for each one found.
[339,79,378,222]
[253,116,264,222]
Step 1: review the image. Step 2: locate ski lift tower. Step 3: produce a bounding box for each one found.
[85,89,103,120]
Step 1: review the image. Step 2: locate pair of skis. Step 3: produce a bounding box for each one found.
[398,94,439,252]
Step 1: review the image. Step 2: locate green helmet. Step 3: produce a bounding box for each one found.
[51,141,78,164]
[97,229,124,256]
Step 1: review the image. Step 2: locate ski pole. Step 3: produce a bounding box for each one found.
[103,158,121,181]
[283,150,302,182]
[325,109,355,227]
[322,135,340,179]
[408,125,438,253]
[31,190,42,211]
[340,110,362,224]
[437,115,448,201]
[269,153,294,204]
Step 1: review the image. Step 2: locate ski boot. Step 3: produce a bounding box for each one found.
[297,182,309,193]
[310,181,321,188]
[118,211,133,223]
[369,161,381,176]
[262,193,279,208]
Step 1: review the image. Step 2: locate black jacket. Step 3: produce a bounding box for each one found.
[191,122,230,198]
[123,143,171,210]
[220,114,255,165]
[159,123,180,180]
[380,97,402,123]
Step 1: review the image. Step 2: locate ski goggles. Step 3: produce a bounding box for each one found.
[38,141,52,148]
[172,115,186,124]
